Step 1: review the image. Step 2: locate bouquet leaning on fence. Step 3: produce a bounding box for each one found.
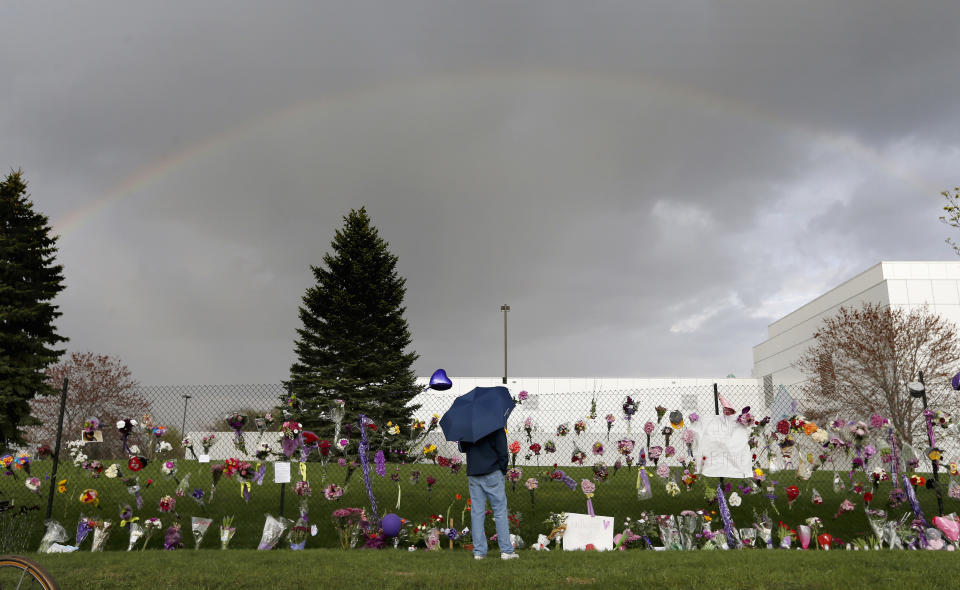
[220,516,237,550]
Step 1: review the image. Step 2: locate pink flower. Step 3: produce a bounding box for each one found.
[656,464,670,478]
[581,480,596,495]
[518,390,529,401]
[643,422,655,435]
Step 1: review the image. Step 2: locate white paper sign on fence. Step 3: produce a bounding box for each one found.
[274,461,291,484]
[561,512,614,551]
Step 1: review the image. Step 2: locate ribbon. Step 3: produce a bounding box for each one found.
[637,468,651,499]
[358,414,380,528]
[902,473,928,548]
[716,483,738,549]
[121,433,130,455]
[121,516,139,528]
[240,481,251,504]
[299,462,308,482]
[254,463,266,486]
[586,498,595,517]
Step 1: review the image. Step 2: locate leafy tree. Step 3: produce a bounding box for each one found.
[285,207,420,445]
[939,187,960,255]
[796,303,960,444]
[0,170,67,449]
[28,352,150,459]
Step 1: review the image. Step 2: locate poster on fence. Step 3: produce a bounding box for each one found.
[274,461,291,483]
[562,513,614,551]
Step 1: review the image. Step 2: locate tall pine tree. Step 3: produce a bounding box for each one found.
[0,170,67,449]
[286,207,420,446]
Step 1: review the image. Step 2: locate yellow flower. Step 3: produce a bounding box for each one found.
[57,479,67,494]
[950,462,958,477]
[753,468,765,478]
[929,449,943,462]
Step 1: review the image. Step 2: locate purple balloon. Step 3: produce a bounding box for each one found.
[382,513,403,537]
[952,372,960,391]
[428,369,452,391]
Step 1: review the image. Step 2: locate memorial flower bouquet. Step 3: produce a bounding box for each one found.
[141,517,162,551]
[200,434,216,455]
[219,515,236,550]
[226,413,248,455]
[605,414,616,439]
[622,397,638,431]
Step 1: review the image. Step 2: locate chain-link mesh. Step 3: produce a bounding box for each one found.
[3,381,954,550]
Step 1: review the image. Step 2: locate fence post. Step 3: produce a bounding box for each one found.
[45,378,69,520]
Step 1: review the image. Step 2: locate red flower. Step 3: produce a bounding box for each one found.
[128,456,145,472]
[509,441,522,455]
[319,440,331,456]
[776,420,790,435]
[864,492,874,504]
[785,485,800,504]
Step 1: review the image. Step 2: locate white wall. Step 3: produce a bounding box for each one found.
[752,261,960,388]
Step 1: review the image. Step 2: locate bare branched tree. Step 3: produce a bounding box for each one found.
[795,303,960,444]
[26,352,151,458]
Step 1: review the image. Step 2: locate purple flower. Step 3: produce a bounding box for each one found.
[375,450,386,477]
[518,390,529,401]
[688,413,699,423]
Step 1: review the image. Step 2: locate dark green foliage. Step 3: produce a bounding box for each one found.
[0,170,67,448]
[286,207,419,444]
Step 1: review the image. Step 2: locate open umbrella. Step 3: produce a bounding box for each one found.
[439,386,515,443]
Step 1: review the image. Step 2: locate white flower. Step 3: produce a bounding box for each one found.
[157,441,172,453]
[105,464,120,479]
[728,492,742,507]
[811,430,828,444]
[116,420,126,429]
[129,445,140,455]
[665,481,680,497]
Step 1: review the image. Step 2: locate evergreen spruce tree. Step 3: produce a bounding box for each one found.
[286,207,420,448]
[0,170,67,448]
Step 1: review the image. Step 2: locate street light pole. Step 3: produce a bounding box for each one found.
[181,394,192,436]
[500,304,510,384]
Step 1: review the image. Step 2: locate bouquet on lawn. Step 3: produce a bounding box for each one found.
[656,514,679,549]
[126,522,144,551]
[164,522,183,550]
[91,520,113,552]
[75,515,94,548]
[38,520,68,553]
[141,517,162,551]
[220,515,236,550]
[192,516,214,549]
[287,515,310,550]
[257,513,292,550]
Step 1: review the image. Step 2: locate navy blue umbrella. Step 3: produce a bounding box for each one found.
[439,386,516,443]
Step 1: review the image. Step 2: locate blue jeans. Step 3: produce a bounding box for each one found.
[468,470,513,556]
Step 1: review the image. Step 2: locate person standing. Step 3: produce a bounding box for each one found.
[459,427,519,560]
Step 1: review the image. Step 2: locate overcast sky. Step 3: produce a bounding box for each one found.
[4,1,960,385]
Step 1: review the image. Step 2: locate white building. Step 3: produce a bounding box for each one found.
[752,261,960,390]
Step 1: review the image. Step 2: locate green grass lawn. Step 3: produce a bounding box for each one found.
[1,458,953,551]
[29,548,957,590]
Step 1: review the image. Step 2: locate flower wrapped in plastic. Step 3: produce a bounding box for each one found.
[91,520,113,552]
[287,515,310,550]
[636,468,653,501]
[219,515,236,550]
[191,516,213,549]
[75,515,94,547]
[753,513,774,549]
[200,434,216,455]
[164,522,183,550]
[678,510,702,551]
[38,520,68,553]
[656,514,679,549]
[257,513,292,550]
[141,517,162,551]
[226,413,248,455]
[126,522,144,551]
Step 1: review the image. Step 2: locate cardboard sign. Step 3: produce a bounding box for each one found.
[274,461,291,484]
[561,512,614,551]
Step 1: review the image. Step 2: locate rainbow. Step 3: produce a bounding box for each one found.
[51,67,939,237]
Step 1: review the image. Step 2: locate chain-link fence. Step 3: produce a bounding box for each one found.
[3,380,956,550]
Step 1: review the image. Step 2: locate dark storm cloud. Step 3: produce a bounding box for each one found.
[2,1,960,384]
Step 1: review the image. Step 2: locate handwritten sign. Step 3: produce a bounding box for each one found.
[562,512,614,551]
